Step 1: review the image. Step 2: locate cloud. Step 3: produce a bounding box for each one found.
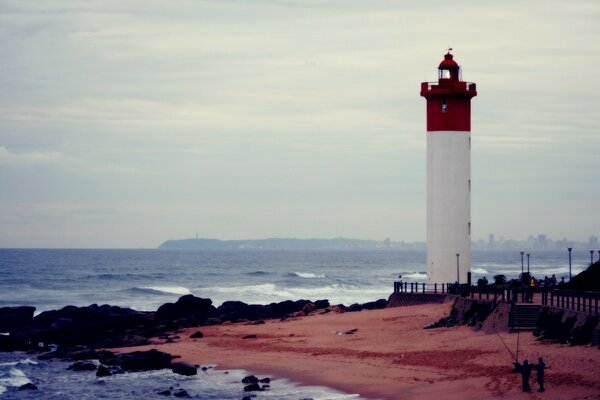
[0,146,62,167]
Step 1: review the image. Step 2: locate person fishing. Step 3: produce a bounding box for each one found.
[514,359,532,392]
[534,357,548,392]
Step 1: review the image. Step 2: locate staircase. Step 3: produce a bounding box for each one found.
[509,304,541,332]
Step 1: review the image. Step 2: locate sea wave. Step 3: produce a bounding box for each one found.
[471,268,489,275]
[290,272,326,279]
[401,272,427,280]
[0,366,31,392]
[127,286,191,296]
[246,270,270,276]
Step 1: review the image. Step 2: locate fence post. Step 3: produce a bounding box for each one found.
[434,283,437,294]
[550,290,554,307]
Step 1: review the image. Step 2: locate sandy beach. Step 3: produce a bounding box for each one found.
[111,302,600,400]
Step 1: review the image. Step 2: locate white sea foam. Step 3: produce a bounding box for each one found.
[293,271,326,279]
[402,272,427,280]
[139,286,191,295]
[471,268,489,275]
[204,282,390,307]
[0,367,31,390]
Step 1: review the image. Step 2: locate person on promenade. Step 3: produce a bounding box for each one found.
[534,357,548,392]
[515,359,532,392]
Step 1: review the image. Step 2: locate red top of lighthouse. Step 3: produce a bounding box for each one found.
[420,51,477,131]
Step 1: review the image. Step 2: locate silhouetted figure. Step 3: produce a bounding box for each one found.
[515,360,532,392]
[534,357,547,392]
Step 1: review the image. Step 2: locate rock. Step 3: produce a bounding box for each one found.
[243,383,261,392]
[242,397,254,400]
[314,299,330,309]
[302,303,316,314]
[259,377,270,383]
[68,361,97,371]
[118,349,172,371]
[96,365,112,377]
[0,334,31,352]
[19,383,38,390]
[172,361,197,376]
[360,299,388,310]
[157,389,171,396]
[0,306,36,332]
[97,350,120,366]
[67,348,98,360]
[156,295,216,327]
[19,303,160,349]
[261,384,270,390]
[173,389,191,398]
[345,328,358,335]
[242,375,259,384]
[190,331,203,339]
[242,334,257,339]
[204,317,222,325]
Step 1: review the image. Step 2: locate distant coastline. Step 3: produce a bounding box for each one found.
[158,237,424,250]
[158,236,598,251]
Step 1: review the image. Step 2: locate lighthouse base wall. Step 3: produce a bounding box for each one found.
[426,130,471,285]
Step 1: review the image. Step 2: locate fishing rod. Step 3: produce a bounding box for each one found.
[515,328,520,363]
[493,327,516,361]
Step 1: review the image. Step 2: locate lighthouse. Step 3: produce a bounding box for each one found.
[420,51,477,285]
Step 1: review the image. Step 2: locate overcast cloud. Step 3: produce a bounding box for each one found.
[0,0,599,248]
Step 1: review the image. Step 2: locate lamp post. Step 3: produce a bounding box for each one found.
[520,251,524,275]
[591,249,594,265]
[526,253,530,275]
[568,247,572,281]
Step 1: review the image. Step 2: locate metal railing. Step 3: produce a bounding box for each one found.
[393,281,600,315]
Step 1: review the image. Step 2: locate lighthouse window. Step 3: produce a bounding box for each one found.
[440,69,451,79]
[442,99,447,113]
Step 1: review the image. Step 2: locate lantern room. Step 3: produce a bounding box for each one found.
[438,52,459,81]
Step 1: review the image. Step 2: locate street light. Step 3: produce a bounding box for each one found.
[591,249,594,265]
[568,247,573,281]
[520,251,524,275]
[527,253,530,275]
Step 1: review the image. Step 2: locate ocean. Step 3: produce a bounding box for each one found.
[0,248,590,398]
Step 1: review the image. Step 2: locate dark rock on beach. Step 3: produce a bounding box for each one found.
[67,361,97,371]
[242,375,259,384]
[96,364,112,377]
[156,295,216,327]
[118,349,172,371]
[171,361,198,376]
[173,389,191,398]
[19,383,38,391]
[244,383,262,392]
[190,331,204,338]
[0,306,36,332]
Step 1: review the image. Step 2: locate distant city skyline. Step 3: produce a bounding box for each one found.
[1,1,599,248]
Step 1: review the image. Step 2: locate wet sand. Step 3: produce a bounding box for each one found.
[115,303,600,399]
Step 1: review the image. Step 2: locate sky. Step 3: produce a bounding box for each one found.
[1,0,599,248]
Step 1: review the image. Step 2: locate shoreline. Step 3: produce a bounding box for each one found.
[111,303,600,400]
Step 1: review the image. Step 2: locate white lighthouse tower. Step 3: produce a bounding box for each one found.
[420,51,477,285]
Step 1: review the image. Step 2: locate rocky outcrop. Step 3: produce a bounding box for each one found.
[156,295,216,327]
[0,306,35,332]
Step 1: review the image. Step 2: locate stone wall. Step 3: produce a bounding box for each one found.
[386,292,448,308]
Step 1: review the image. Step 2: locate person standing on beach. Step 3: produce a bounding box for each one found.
[534,357,548,392]
[516,359,532,392]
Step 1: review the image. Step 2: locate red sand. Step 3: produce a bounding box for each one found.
[114,303,600,399]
